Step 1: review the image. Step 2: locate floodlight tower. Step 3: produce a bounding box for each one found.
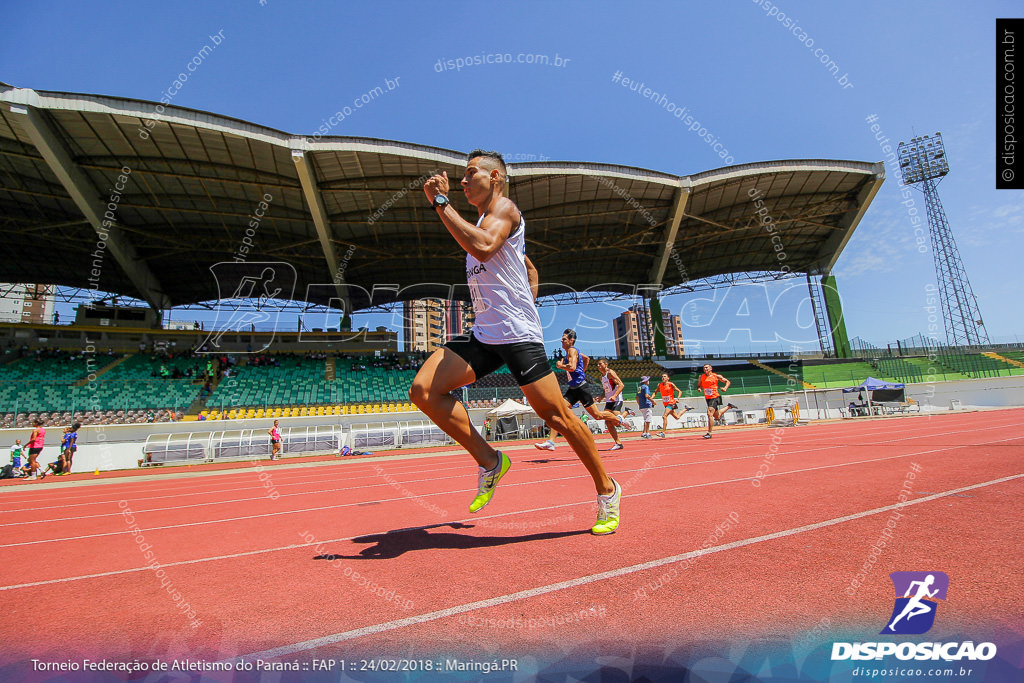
[897,133,989,346]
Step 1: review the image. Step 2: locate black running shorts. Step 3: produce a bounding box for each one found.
[604,400,623,412]
[706,396,723,409]
[563,384,595,408]
[445,335,552,387]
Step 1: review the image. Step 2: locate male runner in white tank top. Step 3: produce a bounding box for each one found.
[597,358,624,450]
[411,150,620,535]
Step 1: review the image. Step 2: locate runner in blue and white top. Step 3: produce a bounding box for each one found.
[535,335,624,452]
[413,149,621,535]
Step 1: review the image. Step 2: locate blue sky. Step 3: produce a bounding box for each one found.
[3,1,1022,356]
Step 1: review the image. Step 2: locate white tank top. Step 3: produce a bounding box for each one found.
[466,211,544,344]
[601,371,615,401]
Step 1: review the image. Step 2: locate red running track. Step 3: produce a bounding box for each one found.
[0,409,1022,672]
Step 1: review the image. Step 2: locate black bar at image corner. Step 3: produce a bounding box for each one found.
[997,18,1024,189]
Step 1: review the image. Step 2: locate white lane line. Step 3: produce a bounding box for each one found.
[0,438,894,527]
[3,432,1022,549]
[0,500,581,591]
[3,430,1022,549]
[4,419,1016,525]
[0,414,995,510]
[1,435,1021,587]
[236,473,1024,662]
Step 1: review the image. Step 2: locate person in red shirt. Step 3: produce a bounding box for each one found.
[655,373,692,438]
[699,364,738,439]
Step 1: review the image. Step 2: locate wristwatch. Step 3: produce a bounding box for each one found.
[432,195,450,210]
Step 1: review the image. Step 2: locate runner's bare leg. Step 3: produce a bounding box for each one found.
[410,347,499,470]
[523,373,614,495]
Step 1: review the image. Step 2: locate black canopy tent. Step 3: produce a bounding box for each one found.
[842,377,906,414]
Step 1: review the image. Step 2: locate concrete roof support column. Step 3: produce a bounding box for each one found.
[11,102,170,311]
[647,181,691,286]
[291,150,350,314]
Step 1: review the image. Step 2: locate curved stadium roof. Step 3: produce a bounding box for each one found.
[0,84,884,311]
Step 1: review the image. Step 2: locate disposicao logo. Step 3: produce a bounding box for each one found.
[831,571,998,662]
[882,571,948,635]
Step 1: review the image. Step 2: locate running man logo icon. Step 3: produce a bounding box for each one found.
[881,571,949,635]
[198,261,296,354]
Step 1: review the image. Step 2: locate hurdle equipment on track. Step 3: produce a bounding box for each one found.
[764,397,800,427]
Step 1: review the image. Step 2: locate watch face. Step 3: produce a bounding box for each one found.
[435,195,448,206]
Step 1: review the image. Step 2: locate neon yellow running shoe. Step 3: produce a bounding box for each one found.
[591,478,621,535]
[469,451,511,513]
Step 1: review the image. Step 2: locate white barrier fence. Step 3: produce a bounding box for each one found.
[347,420,467,450]
[142,425,343,465]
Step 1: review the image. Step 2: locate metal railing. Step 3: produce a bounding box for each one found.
[141,424,342,465]
[348,420,457,449]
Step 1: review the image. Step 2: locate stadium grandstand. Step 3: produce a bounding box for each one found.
[1,84,1022,471]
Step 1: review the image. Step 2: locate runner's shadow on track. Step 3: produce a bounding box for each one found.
[522,458,577,464]
[315,522,589,560]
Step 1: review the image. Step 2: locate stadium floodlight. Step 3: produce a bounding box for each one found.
[897,131,988,347]
[897,133,949,185]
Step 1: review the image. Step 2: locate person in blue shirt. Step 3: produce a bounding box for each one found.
[63,423,80,474]
[534,330,623,451]
[636,376,656,439]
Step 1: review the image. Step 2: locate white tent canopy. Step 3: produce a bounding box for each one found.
[485,399,535,419]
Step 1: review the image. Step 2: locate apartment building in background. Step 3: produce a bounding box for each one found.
[403,299,475,352]
[0,283,56,324]
[613,303,684,358]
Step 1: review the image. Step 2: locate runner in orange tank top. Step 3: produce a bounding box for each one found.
[699,364,738,439]
[654,373,691,438]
